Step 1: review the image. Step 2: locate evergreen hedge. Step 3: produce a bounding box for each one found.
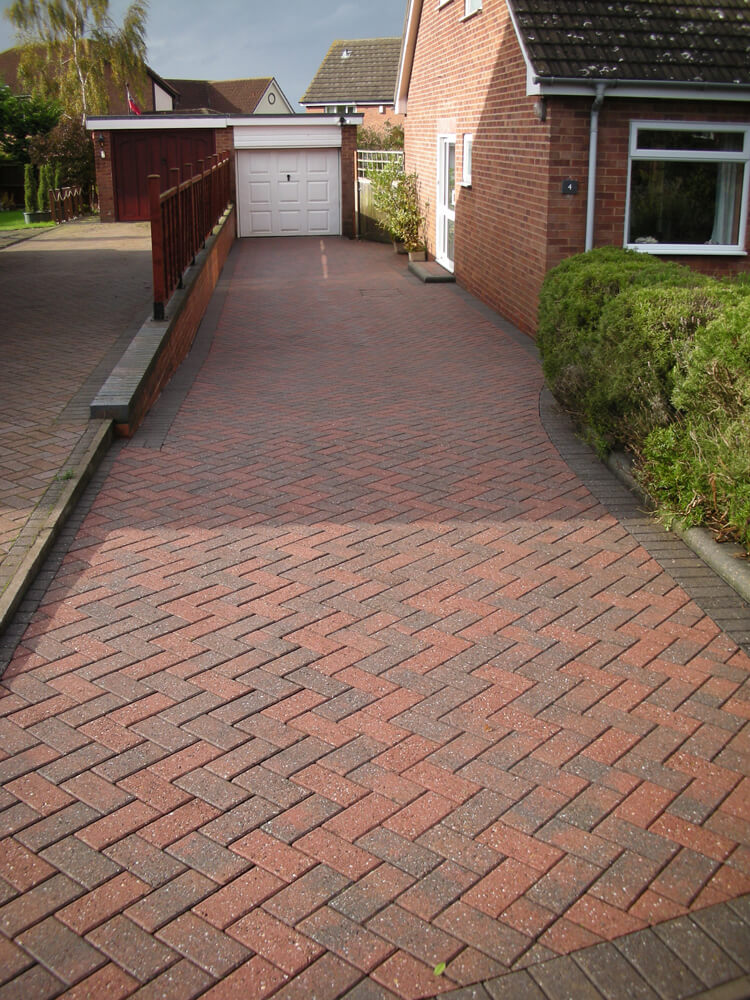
[537,248,750,551]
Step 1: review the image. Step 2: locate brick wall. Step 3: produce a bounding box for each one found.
[340,124,358,238]
[404,4,750,336]
[92,131,116,222]
[404,2,553,335]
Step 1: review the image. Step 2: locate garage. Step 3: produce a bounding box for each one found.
[87,114,360,237]
[236,148,340,237]
[233,121,352,239]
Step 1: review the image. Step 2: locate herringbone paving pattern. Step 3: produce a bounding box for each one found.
[0,219,152,576]
[0,237,748,998]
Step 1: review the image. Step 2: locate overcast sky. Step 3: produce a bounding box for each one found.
[0,0,408,109]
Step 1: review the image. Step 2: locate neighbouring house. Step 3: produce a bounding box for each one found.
[395,0,750,336]
[0,46,178,114]
[166,77,294,115]
[302,38,404,133]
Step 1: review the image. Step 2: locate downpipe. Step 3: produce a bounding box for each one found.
[585,84,606,252]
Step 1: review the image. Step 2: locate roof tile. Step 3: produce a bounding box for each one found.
[509,0,750,85]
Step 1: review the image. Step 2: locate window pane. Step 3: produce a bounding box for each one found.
[629,160,743,245]
[465,0,482,14]
[637,129,743,153]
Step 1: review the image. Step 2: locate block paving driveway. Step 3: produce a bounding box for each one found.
[0,237,748,999]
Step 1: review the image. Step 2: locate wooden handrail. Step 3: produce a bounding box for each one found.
[149,151,232,320]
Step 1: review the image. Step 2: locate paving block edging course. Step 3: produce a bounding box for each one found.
[0,419,113,634]
[606,450,750,606]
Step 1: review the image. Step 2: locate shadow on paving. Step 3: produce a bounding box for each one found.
[0,237,748,1000]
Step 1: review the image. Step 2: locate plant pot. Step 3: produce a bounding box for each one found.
[408,248,427,262]
[24,211,51,224]
[392,241,407,254]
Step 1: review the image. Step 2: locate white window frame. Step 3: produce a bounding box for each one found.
[624,121,750,256]
[461,133,473,186]
[324,104,356,115]
[438,0,452,7]
[464,0,482,16]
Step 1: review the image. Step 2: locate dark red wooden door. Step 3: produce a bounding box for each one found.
[112,130,218,221]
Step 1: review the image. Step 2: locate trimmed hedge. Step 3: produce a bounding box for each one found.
[537,247,750,551]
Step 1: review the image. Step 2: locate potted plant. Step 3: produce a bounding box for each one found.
[367,159,426,258]
[23,163,52,223]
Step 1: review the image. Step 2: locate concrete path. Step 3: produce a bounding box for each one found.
[0,236,748,999]
[0,219,152,618]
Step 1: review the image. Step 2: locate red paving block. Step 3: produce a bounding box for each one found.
[296,828,379,879]
[477,822,563,872]
[57,873,149,935]
[77,800,160,850]
[0,836,56,890]
[231,829,316,881]
[291,763,367,806]
[55,964,137,999]
[463,858,539,918]
[324,793,399,841]
[371,950,457,999]
[193,868,284,929]
[298,904,394,972]
[4,774,74,816]
[198,956,289,999]
[227,908,323,974]
[139,800,221,848]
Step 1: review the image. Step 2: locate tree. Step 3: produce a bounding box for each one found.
[0,80,60,161]
[5,0,148,123]
[29,117,95,193]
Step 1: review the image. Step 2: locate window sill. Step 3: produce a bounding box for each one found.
[627,243,748,257]
[460,181,472,189]
[460,7,482,21]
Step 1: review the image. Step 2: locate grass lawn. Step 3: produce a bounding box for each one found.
[0,210,56,231]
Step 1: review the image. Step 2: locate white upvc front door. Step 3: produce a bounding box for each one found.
[436,135,456,271]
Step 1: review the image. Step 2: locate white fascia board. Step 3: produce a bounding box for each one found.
[229,114,363,126]
[395,0,423,114]
[86,116,228,130]
[536,81,750,103]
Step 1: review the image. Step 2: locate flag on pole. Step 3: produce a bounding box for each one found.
[126,84,142,115]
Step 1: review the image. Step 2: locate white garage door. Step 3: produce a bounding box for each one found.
[237,149,340,237]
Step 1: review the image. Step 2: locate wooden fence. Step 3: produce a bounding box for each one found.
[149,152,232,320]
[48,185,84,224]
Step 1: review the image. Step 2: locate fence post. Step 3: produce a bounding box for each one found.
[149,174,166,320]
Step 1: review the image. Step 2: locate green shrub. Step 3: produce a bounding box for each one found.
[580,284,731,455]
[637,293,750,549]
[24,163,35,213]
[537,248,705,414]
[37,162,53,212]
[366,158,425,250]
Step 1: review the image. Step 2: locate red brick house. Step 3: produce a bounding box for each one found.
[395,0,750,335]
[302,38,405,133]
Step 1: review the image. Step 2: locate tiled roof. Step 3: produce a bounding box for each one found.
[167,77,272,114]
[301,38,402,104]
[509,0,750,85]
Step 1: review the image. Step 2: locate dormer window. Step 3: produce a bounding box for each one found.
[341,49,352,59]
